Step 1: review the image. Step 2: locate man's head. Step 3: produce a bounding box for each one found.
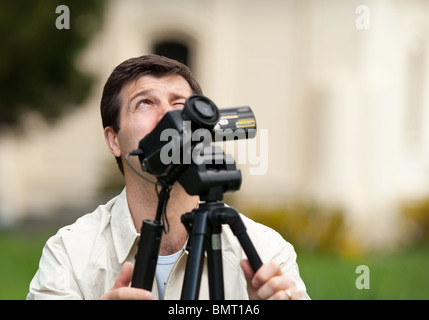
[101,54,202,174]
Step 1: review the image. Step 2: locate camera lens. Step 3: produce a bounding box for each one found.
[194,100,215,118]
[182,95,220,130]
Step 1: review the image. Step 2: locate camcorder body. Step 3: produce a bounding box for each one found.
[136,94,256,193]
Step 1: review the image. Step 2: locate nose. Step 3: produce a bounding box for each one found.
[155,101,174,124]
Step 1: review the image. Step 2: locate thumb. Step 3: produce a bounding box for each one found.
[113,261,134,289]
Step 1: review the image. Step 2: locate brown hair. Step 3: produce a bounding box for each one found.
[100,54,203,174]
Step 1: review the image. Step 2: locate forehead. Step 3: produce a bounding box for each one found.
[120,74,193,101]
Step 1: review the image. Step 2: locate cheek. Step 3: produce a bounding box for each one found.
[118,116,157,150]
[132,112,164,137]
[144,121,158,135]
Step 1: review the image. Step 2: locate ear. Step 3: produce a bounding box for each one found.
[104,127,122,158]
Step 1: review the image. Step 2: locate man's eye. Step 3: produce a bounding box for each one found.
[173,101,186,108]
[136,100,151,109]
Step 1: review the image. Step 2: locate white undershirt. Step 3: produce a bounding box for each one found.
[155,250,182,299]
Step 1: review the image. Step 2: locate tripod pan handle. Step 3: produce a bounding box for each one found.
[131,219,163,291]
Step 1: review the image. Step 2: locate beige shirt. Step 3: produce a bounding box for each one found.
[27,188,309,300]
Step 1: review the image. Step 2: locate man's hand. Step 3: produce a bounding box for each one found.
[99,262,153,300]
[240,259,303,300]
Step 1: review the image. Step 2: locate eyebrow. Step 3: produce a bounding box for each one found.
[128,89,153,105]
[128,89,188,108]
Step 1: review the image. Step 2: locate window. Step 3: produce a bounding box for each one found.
[153,41,190,67]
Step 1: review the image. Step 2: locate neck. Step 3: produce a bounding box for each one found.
[125,172,199,255]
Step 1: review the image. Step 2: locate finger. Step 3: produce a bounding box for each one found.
[267,289,293,301]
[287,287,303,300]
[113,262,134,289]
[268,286,303,300]
[240,259,255,282]
[102,287,153,300]
[252,261,282,288]
[240,259,260,300]
[257,274,296,300]
[99,262,154,300]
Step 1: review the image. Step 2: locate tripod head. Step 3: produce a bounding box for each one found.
[177,145,242,202]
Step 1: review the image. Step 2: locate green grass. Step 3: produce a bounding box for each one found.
[0,230,51,300]
[1,229,428,300]
[297,245,429,299]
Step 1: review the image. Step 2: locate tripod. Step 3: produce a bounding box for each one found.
[180,185,262,300]
[131,146,263,300]
[172,147,263,299]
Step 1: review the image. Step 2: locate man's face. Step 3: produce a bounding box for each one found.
[104,74,193,174]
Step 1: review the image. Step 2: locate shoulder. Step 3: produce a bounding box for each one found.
[53,194,119,242]
[221,210,296,264]
[41,194,122,273]
[240,214,290,245]
[239,213,296,257]
[28,194,123,299]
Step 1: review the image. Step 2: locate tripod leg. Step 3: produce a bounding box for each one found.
[216,208,263,272]
[131,220,163,290]
[235,229,263,272]
[181,210,209,300]
[131,185,170,291]
[207,224,225,300]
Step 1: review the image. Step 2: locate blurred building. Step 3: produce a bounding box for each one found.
[1,0,429,248]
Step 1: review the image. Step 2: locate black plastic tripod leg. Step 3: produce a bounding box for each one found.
[207,224,224,300]
[131,220,163,290]
[131,186,170,291]
[216,207,263,272]
[181,209,209,300]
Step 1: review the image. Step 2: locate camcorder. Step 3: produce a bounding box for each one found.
[136,94,257,190]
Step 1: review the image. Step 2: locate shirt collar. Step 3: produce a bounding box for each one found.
[111,188,139,264]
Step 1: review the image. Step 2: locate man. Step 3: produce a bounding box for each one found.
[27,54,309,300]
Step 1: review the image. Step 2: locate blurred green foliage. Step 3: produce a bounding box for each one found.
[244,195,429,255]
[401,197,429,244]
[0,0,105,128]
[245,202,351,254]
